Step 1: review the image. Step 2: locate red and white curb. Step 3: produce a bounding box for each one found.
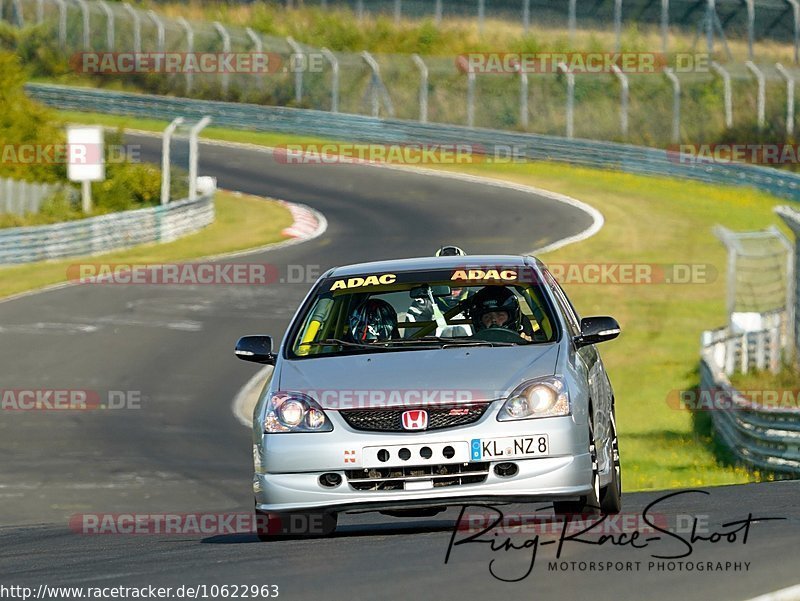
[279,200,322,239]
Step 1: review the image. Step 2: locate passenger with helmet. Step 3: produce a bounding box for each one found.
[469,286,533,341]
[348,298,399,342]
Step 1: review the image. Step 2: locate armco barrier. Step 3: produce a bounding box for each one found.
[700,345,800,474]
[24,83,800,203]
[0,193,214,264]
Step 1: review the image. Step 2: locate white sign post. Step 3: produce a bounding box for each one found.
[67,126,105,213]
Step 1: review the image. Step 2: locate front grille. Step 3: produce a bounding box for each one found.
[346,462,490,491]
[339,403,491,432]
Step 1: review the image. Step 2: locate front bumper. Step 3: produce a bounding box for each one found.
[253,411,592,513]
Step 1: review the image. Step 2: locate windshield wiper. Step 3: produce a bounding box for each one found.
[299,338,442,351]
[390,337,518,347]
[299,338,382,349]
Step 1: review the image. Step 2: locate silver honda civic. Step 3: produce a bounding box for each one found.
[235,252,621,540]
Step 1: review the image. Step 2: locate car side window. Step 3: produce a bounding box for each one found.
[543,270,581,336]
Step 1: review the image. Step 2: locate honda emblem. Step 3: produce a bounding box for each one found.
[402,409,428,430]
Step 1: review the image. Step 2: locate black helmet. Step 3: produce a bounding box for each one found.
[469,286,520,332]
[349,298,398,341]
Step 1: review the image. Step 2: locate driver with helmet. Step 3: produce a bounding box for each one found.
[348,298,399,342]
[469,286,532,340]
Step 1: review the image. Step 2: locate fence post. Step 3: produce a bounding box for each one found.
[515,60,529,129]
[711,61,733,128]
[287,36,304,105]
[3,179,11,216]
[771,226,797,364]
[362,50,382,118]
[746,0,754,61]
[322,48,339,113]
[740,333,748,373]
[394,0,400,25]
[664,68,681,143]
[213,21,231,98]
[478,0,484,34]
[466,68,476,127]
[522,0,530,33]
[12,0,22,26]
[98,0,114,50]
[611,64,629,138]
[568,0,576,42]
[435,0,442,24]
[614,0,622,53]
[557,61,575,139]
[246,27,265,92]
[745,61,765,130]
[73,0,90,50]
[776,63,795,137]
[188,116,211,201]
[412,54,428,123]
[178,17,193,93]
[705,0,716,56]
[36,0,42,24]
[123,3,141,54]
[148,9,165,53]
[160,117,184,205]
[661,0,669,54]
[788,0,800,64]
[356,0,363,21]
[54,0,67,48]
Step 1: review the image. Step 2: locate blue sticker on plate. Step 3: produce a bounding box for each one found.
[470,439,482,461]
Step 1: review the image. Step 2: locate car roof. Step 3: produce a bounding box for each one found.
[327,254,543,278]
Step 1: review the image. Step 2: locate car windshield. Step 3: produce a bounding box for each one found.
[288,266,559,358]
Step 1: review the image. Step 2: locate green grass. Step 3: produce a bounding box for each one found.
[730,364,800,405]
[53,109,794,491]
[0,189,294,299]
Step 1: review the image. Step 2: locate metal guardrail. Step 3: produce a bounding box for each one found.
[25,82,800,202]
[700,345,800,474]
[0,193,214,264]
[0,177,73,216]
[702,316,785,376]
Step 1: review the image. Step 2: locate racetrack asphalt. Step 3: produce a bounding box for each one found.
[0,135,796,601]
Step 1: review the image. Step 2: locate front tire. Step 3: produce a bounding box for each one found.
[553,420,600,516]
[599,413,622,514]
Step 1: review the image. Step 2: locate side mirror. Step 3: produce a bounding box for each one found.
[575,316,620,348]
[234,335,276,365]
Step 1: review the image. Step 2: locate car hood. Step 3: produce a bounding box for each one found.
[277,344,560,409]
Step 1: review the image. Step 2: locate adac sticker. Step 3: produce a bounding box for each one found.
[451,269,518,281]
[330,273,396,290]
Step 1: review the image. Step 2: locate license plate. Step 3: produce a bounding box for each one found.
[470,435,549,460]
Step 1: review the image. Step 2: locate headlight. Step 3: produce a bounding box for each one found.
[497,376,570,421]
[264,392,333,433]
